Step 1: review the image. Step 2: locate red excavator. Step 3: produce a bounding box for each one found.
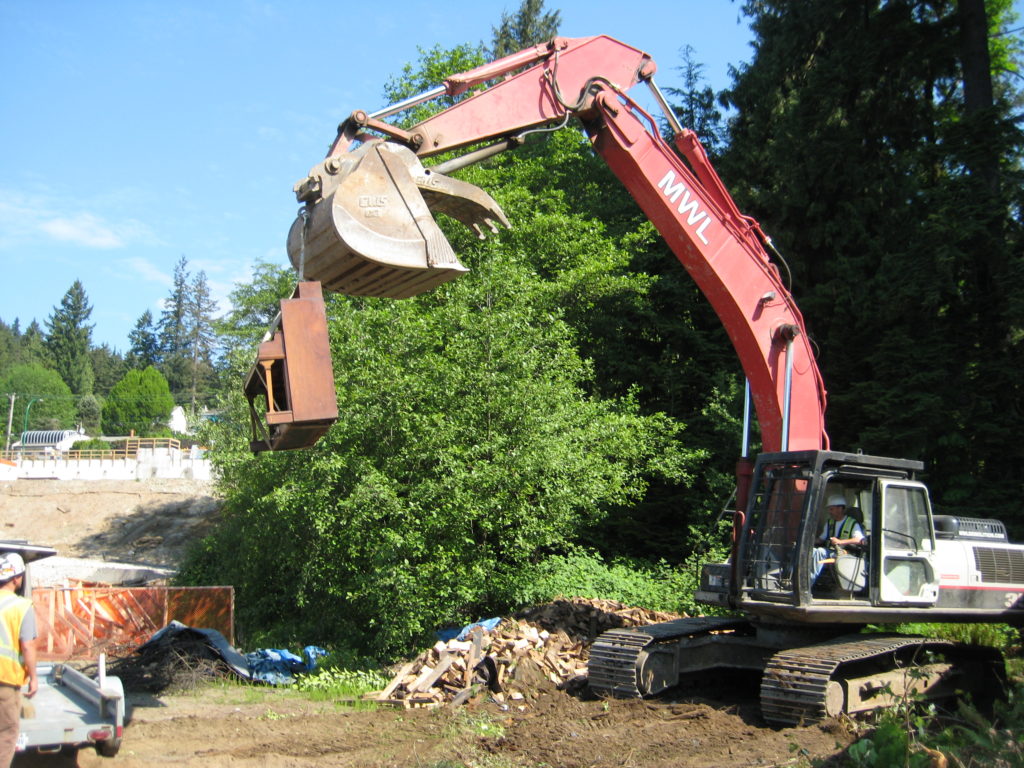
[244,35,1024,723]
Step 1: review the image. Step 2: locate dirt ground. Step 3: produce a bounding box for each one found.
[3,479,855,767]
[14,684,852,768]
[0,478,219,566]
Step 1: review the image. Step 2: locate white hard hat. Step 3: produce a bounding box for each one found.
[826,494,847,508]
[0,553,25,581]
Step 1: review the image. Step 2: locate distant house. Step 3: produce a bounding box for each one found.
[168,406,189,434]
[14,429,84,453]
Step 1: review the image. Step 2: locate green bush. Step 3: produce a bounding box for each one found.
[71,438,111,451]
[886,622,1020,652]
[502,548,729,617]
[292,667,391,700]
[0,364,77,431]
[101,366,175,436]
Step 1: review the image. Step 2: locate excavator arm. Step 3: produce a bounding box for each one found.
[257,35,828,460]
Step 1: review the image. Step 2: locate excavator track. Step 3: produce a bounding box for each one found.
[588,617,751,697]
[759,635,1005,726]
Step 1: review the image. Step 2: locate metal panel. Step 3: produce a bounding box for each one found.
[33,585,234,660]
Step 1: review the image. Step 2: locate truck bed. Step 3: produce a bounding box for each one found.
[19,662,124,757]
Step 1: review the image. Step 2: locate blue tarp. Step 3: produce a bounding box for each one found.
[245,646,328,685]
[138,621,326,686]
[436,617,502,642]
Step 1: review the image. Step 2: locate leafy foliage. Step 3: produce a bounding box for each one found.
[185,262,692,654]
[504,547,729,618]
[75,393,103,433]
[71,437,112,452]
[101,366,175,436]
[291,667,390,700]
[381,43,488,126]
[0,364,76,432]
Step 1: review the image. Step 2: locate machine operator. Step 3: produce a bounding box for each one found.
[812,495,865,582]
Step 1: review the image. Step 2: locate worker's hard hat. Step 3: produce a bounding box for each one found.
[826,494,847,508]
[0,553,25,581]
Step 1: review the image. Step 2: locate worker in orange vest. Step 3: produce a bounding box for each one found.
[0,553,36,767]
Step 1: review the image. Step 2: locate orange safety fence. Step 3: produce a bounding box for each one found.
[33,585,234,661]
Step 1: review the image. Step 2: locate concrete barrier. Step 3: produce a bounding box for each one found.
[8,448,212,481]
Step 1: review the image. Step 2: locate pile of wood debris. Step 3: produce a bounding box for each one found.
[371,597,682,709]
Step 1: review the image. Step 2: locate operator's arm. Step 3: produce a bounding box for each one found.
[829,521,865,550]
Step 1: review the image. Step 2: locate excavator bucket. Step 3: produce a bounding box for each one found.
[244,282,338,453]
[287,141,508,299]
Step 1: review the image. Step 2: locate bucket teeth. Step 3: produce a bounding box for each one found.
[412,170,510,239]
[288,141,509,299]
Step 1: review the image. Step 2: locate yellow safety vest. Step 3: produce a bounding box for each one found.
[826,516,859,543]
[0,592,32,687]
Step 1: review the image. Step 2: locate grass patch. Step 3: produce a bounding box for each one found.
[291,666,391,706]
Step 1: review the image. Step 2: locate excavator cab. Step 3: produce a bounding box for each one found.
[244,282,338,453]
[288,140,508,299]
[698,450,943,618]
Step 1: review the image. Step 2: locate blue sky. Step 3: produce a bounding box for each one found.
[3,2,1019,354]
[0,1,756,352]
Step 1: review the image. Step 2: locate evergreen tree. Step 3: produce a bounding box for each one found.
[723,0,1024,523]
[126,310,161,369]
[19,321,50,369]
[158,256,190,397]
[0,320,16,375]
[664,45,726,156]
[489,0,561,59]
[89,344,126,396]
[184,270,219,413]
[44,280,94,395]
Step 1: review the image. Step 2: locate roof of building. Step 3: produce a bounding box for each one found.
[19,430,80,446]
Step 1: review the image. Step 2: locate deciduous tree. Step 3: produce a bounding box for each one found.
[0,364,76,433]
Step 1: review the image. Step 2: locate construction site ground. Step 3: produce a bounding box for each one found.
[4,478,853,767]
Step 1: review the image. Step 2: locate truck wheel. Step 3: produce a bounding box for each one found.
[96,737,121,758]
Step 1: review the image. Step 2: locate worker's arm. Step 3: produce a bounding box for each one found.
[829,523,865,550]
[22,637,37,697]
[829,535,863,548]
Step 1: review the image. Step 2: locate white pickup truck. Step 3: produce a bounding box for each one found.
[4,542,126,758]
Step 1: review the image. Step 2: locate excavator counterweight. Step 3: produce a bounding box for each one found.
[287,141,508,299]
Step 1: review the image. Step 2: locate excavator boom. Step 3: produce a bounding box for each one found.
[286,34,828,455]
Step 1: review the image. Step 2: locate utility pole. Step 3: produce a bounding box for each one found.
[4,393,14,453]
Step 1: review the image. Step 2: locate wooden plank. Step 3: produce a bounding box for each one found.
[376,661,416,701]
[409,653,453,693]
